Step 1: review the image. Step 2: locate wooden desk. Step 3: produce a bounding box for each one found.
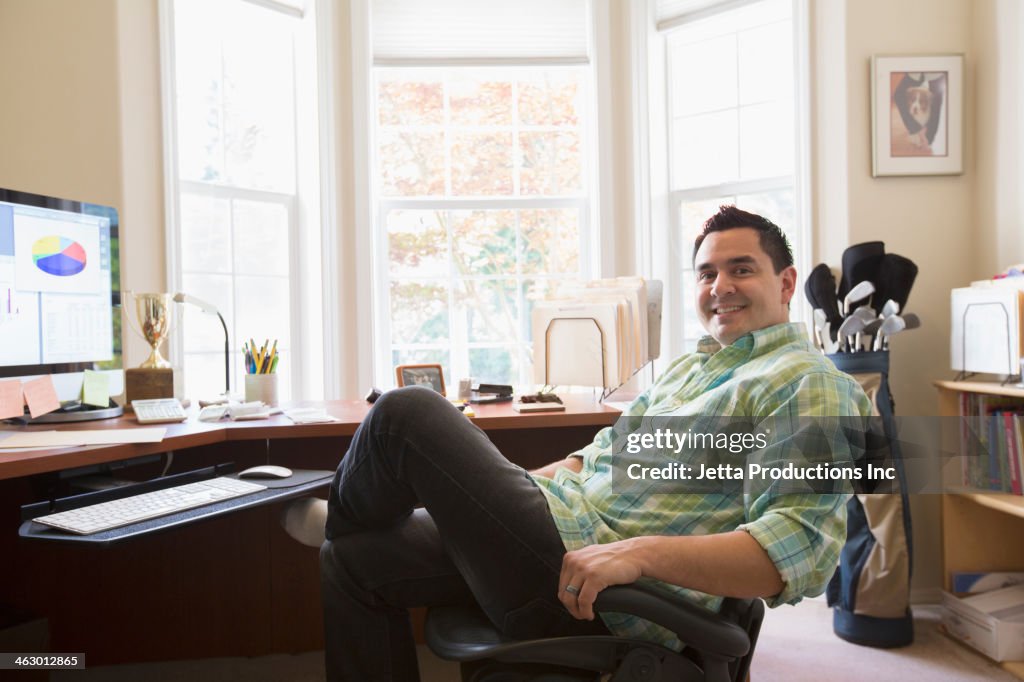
[0,396,619,665]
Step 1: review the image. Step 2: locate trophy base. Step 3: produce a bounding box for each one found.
[126,368,175,403]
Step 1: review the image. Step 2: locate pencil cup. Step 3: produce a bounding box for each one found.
[245,373,279,407]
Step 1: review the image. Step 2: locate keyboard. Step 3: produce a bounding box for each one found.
[132,398,188,424]
[32,477,267,535]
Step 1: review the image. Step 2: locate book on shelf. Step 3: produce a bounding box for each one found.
[958,392,1024,493]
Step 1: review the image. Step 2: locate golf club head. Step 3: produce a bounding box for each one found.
[838,241,885,302]
[903,312,921,330]
[844,280,876,315]
[853,305,877,323]
[880,299,900,319]
[861,319,882,353]
[838,316,865,351]
[877,314,907,350]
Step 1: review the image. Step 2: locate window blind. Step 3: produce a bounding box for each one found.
[372,0,589,64]
[656,0,765,31]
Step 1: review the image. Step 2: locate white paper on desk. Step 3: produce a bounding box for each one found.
[0,427,167,449]
[951,287,1024,375]
[284,408,338,424]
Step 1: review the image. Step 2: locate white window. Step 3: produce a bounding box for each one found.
[366,1,595,389]
[162,0,323,400]
[653,0,808,356]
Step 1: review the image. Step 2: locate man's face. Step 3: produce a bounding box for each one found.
[693,227,797,346]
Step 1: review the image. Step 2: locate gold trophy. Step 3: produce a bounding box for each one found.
[123,291,177,400]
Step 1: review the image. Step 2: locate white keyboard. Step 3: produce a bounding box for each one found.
[32,477,267,535]
[132,398,188,424]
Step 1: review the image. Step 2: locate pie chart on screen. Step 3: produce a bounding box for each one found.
[32,235,87,276]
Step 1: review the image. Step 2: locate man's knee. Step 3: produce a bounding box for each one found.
[370,385,449,424]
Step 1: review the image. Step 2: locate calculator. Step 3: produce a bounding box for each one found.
[131,399,188,424]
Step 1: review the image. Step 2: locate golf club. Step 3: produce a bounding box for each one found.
[843,281,876,316]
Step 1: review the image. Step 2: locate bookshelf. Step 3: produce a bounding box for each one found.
[935,380,1024,678]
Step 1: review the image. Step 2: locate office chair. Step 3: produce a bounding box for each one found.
[426,581,764,682]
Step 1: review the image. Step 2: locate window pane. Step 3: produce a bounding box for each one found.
[680,197,730,253]
[520,209,580,275]
[377,130,446,197]
[220,2,296,192]
[392,349,451,388]
[669,34,737,117]
[673,111,738,188]
[451,132,513,195]
[469,346,519,385]
[378,76,444,126]
[738,20,792,106]
[735,189,795,237]
[456,279,517,343]
[390,281,449,344]
[518,72,581,127]
[180,194,231,273]
[451,210,516,276]
[233,200,289,277]
[387,210,449,278]
[449,75,513,126]
[184,351,228,403]
[181,272,234,352]
[519,131,582,196]
[739,102,793,179]
[235,274,290,350]
[173,1,226,184]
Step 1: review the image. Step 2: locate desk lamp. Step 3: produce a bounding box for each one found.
[173,293,230,395]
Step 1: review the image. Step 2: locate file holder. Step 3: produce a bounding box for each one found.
[954,301,1021,384]
[18,464,333,547]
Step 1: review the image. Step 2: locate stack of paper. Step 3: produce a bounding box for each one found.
[531,278,661,389]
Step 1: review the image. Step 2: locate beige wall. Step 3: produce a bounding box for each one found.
[0,0,165,371]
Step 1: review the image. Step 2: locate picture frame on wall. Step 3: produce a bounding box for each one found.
[395,363,446,395]
[871,54,964,177]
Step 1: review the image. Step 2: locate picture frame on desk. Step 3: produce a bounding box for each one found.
[395,363,446,395]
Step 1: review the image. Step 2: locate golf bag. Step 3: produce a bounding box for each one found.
[825,350,914,647]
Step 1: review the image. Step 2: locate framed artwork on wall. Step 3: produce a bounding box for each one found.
[871,54,964,177]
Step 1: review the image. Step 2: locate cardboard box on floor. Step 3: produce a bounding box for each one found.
[942,585,1024,661]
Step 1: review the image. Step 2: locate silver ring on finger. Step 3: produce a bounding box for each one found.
[564,585,580,596]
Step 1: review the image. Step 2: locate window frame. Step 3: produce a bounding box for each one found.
[158,0,324,400]
[358,16,604,389]
[649,0,811,364]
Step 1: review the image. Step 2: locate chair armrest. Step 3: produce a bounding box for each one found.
[593,583,752,659]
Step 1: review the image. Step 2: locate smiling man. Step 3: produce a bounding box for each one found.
[320,205,871,681]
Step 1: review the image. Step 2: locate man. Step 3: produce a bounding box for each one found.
[319,206,871,681]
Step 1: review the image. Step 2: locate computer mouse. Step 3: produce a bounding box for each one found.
[239,465,293,479]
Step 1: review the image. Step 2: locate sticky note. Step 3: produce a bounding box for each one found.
[22,375,60,419]
[82,370,109,408]
[0,380,23,420]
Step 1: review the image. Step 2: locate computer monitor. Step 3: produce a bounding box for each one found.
[0,186,123,408]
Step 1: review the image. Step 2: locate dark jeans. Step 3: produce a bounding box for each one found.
[320,386,607,682]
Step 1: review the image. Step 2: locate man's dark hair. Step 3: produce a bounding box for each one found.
[692,205,794,274]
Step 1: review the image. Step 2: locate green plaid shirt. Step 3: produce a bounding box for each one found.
[531,322,872,649]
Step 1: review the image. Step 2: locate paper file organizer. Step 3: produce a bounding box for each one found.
[534,279,662,400]
[951,287,1023,381]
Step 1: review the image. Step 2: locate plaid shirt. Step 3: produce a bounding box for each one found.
[531,322,872,649]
